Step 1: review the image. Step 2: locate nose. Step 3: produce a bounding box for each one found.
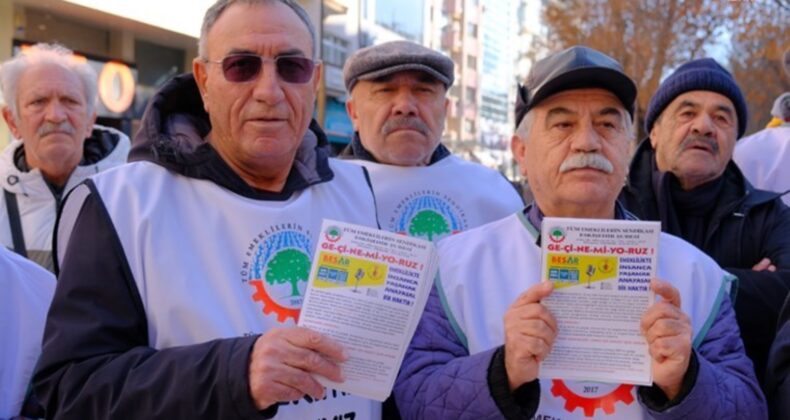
[690,113,715,137]
[570,119,602,153]
[44,100,67,123]
[251,62,285,105]
[391,90,418,116]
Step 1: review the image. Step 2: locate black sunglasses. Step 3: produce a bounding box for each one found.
[205,54,318,84]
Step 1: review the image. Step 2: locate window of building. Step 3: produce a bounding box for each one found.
[466,86,476,100]
[322,34,349,67]
[466,22,477,38]
[375,0,423,41]
[467,55,477,70]
[464,118,476,134]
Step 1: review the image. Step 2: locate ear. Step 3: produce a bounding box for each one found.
[648,124,659,149]
[193,58,210,113]
[86,111,98,138]
[511,134,528,178]
[2,107,21,139]
[346,95,361,131]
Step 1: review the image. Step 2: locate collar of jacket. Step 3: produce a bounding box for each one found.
[624,138,784,220]
[338,132,451,165]
[128,73,334,201]
[0,125,130,196]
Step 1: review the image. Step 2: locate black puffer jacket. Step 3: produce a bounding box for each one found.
[767,294,790,419]
[621,139,790,391]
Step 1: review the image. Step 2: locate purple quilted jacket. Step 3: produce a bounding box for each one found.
[394,287,767,419]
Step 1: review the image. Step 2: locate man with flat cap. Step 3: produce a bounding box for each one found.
[393,46,765,419]
[340,40,522,243]
[620,58,790,393]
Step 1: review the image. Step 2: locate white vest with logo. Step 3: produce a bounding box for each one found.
[435,213,732,419]
[83,160,382,420]
[349,155,523,242]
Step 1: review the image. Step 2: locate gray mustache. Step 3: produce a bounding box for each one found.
[37,121,76,137]
[559,153,614,174]
[382,116,430,136]
[680,134,719,154]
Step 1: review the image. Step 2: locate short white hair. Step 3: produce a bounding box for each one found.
[514,110,535,141]
[0,43,98,119]
[198,0,317,59]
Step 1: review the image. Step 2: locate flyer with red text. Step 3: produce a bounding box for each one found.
[539,217,660,385]
[298,219,439,401]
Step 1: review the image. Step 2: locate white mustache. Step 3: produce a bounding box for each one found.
[382,116,430,136]
[38,121,75,137]
[559,153,614,174]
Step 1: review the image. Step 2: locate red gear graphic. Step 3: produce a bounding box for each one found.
[249,280,301,323]
[550,380,635,417]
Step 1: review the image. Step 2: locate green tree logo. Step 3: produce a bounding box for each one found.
[265,249,310,297]
[549,227,565,243]
[325,226,341,242]
[409,210,450,241]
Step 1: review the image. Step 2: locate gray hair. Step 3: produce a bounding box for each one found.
[514,108,634,142]
[198,0,317,59]
[0,43,98,119]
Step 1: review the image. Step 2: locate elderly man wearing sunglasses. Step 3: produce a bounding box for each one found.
[33,1,381,419]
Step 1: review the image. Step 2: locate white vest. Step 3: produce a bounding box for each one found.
[0,247,55,418]
[349,155,523,241]
[435,213,732,419]
[734,126,790,206]
[75,160,382,420]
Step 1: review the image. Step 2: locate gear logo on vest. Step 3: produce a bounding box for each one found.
[242,223,312,323]
[389,190,467,242]
[549,380,635,417]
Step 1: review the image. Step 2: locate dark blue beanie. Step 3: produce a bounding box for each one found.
[645,58,748,139]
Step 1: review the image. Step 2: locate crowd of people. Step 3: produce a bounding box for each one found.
[1,0,788,419]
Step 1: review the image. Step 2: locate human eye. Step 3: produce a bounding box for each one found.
[27,97,47,108]
[373,86,395,94]
[714,113,732,126]
[62,96,81,106]
[678,109,695,119]
[553,120,573,129]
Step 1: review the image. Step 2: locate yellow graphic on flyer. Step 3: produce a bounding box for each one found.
[313,251,388,289]
[545,253,618,289]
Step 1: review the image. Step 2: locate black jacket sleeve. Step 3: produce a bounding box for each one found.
[767,296,790,419]
[33,183,271,420]
[726,200,790,385]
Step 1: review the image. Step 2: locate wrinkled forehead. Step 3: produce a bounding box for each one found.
[206,2,313,58]
[18,62,85,97]
[370,70,444,85]
[536,88,628,119]
[666,90,735,114]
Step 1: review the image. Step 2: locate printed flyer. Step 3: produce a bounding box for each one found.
[539,217,660,385]
[298,219,439,401]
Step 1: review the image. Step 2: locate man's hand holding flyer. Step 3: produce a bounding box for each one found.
[298,220,439,401]
[539,218,661,385]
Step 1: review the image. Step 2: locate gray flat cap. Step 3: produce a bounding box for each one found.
[343,40,455,92]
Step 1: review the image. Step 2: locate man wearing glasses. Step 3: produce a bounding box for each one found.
[33,1,380,419]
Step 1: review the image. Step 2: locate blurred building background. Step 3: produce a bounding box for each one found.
[1,0,786,182]
[0,0,534,179]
